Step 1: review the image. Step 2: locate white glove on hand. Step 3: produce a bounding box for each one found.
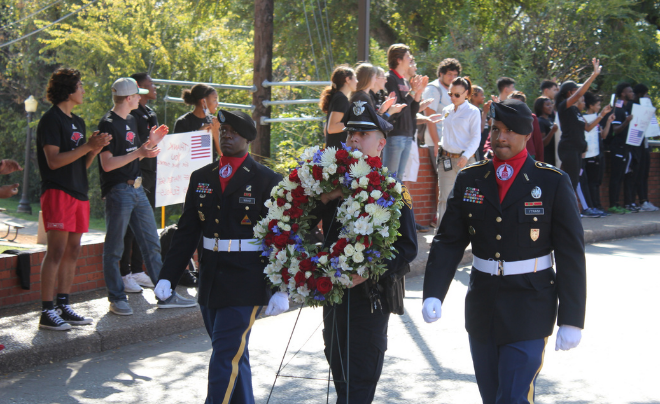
[422,297,442,323]
[154,279,172,301]
[555,325,582,351]
[265,292,289,316]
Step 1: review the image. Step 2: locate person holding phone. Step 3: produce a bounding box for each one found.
[173,83,221,159]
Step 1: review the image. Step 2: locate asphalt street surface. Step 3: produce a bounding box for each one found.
[2,235,659,403]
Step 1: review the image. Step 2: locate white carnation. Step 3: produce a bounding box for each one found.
[282,224,291,231]
[359,176,369,187]
[351,180,359,189]
[351,150,363,159]
[327,164,337,174]
[370,190,382,199]
[394,182,402,193]
[353,251,364,263]
[358,191,368,201]
[282,215,290,222]
[344,244,355,256]
[355,243,365,252]
[386,176,395,184]
[318,255,328,265]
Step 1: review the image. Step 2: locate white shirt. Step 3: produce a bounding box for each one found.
[439,101,482,158]
[422,79,451,145]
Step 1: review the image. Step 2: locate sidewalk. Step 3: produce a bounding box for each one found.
[1,211,659,374]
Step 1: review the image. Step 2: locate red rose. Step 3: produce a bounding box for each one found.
[331,238,349,257]
[300,258,315,272]
[337,166,347,175]
[336,150,349,161]
[289,169,301,183]
[307,276,317,291]
[294,271,306,287]
[281,268,290,284]
[367,197,375,204]
[264,233,274,246]
[366,171,381,186]
[268,219,278,231]
[316,277,333,294]
[312,165,324,181]
[277,198,286,207]
[291,224,299,233]
[273,234,289,249]
[382,192,390,199]
[366,156,382,169]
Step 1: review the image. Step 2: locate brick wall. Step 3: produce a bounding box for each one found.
[405,147,660,224]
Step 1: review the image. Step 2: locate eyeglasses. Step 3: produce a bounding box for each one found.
[448,90,467,98]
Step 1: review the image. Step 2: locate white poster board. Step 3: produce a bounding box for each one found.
[640,98,660,138]
[156,130,213,207]
[583,113,600,158]
[626,103,656,146]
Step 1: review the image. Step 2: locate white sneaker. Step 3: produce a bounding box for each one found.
[122,275,143,293]
[641,201,660,211]
[131,272,154,288]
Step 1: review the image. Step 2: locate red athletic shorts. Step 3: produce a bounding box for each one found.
[40,189,90,233]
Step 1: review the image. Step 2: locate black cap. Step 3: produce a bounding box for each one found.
[343,101,393,135]
[491,99,534,135]
[217,110,257,141]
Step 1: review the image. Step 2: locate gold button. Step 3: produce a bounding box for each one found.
[496,217,502,222]
[214,233,219,238]
[215,219,219,223]
[550,280,554,284]
[496,235,501,240]
[199,203,203,207]
[533,217,538,222]
[245,206,249,210]
[217,205,221,209]
[469,213,472,218]
[495,252,500,258]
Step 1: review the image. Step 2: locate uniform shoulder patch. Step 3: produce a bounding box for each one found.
[462,160,489,170]
[402,185,413,209]
[534,161,563,175]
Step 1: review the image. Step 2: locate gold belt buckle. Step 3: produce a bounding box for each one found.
[213,238,218,252]
[227,239,232,252]
[133,176,142,189]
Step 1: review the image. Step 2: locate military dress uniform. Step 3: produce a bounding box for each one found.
[423,156,586,403]
[159,153,281,403]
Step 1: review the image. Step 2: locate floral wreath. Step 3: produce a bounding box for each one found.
[254,145,405,307]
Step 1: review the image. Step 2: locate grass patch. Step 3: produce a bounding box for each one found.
[0,197,106,231]
[0,245,31,254]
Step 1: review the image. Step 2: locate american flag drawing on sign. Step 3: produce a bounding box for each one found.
[628,128,644,144]
[191,134,212,160]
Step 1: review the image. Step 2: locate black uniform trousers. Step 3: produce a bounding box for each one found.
[585,152,605,209]
[323,287,389,404]
[608,144,628,207]
[557,146,581,191]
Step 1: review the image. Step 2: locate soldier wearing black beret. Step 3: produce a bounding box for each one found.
[422,99,587,404]
[155,110,287,404]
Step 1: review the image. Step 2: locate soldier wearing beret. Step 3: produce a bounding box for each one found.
[316,101,418,403]
[154,110,287,404]
[422,99,587,404]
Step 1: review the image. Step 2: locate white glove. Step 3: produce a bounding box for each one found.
[154,279,172,301]
[422,297,442,323]
[555,325,582,351]
[265,292,289,316]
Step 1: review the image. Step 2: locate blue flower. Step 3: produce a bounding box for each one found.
[373,251,381,258]
[335,269,342,278]
[313,150,324,164]
[341,142,353,152]
[314,294,326,301]
[311,256,320,264]
[367,256,373,262]
[271,225,281,235]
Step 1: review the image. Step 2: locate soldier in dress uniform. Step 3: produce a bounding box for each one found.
[316,101,418,403]
[154,110,288,404]
[422,99,586,404]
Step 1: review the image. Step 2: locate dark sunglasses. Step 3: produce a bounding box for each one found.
[448,90,467,98]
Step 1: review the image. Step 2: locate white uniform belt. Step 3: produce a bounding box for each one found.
[472,253,553,276]
[202,237,260,252]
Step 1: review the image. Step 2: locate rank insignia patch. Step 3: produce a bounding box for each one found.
[402,185,413,209]
[246,185,252,191]
[241,214,252,225]
[525,202,542,206]
[463,187,484,204]
[531,229,540,241]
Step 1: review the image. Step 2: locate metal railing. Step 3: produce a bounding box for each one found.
[260,116,324,125]
[152,78,256,92]
[163,96,254,111]
[262,80,330,88]
[262,98,320,107]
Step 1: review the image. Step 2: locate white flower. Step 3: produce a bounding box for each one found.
[358,191,368,201]
[271,187,279,197]
[351,150,363,159]
[286,193,293,202]
[386,176,395,184]
[301,146,320,161]
[354,217,374,235]
[305,271,312,279]
[276,250,288,264]
[269,273,282,284]
[379,228,390,237]
[337,274,352,286]
[353,251,364,263]
[321,147,337,166]
[349,159,371,179]
[382,166,389,174]
[289,258,300,273]
[297,285,310,297]
[277,188,285,197]
[284,203,291,209]
[370,204,391,226]
[370,190,382,199]
[282,215,290,223]
[351,180,359,189]
[323,172,329,180]
[394,182,402,193]
[355,243,365,252]
[344,244,355,256]
[318,255,328,265]
[265,199,273,208]
[326,164,337,174]
[282,224,291,231]
[281,178,298,191]
[347,201,361,217]
[356,266,366,276]
[359,176,369,187]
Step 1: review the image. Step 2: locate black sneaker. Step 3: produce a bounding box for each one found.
[39,309,72,331]
[415,223,431,233]
[56,304,93,325]
[625,204,640,213]
[178,270,198,287]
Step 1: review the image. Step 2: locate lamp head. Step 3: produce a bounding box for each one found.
[24,95,38,113]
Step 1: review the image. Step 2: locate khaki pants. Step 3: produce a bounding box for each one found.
[436,155,476,224]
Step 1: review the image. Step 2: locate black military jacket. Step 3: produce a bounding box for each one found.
[159,154,281,308]
[423,157,586,345]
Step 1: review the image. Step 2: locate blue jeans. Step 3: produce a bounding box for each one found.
[381,135,412,181]
[103,183,162,302]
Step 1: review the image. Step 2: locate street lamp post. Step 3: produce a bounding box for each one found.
[17,95,38,214]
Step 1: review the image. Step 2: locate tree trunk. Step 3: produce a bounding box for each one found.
[252,0,274,161]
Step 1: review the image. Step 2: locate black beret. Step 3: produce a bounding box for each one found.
[217,110,257,141]
[491,99,534,135]
[343,101,393,135]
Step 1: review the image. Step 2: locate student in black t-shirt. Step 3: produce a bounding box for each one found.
[99,77,195,316]
[607,83,635,214]
[36,68,112,331]
[117,72,160,294]
[319,64,356,148]
[534,96,559,165]
[555,58,605,190]
[173,83,221,158]
[583,92,615,214]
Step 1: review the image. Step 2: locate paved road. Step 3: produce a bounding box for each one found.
[2,235,660,403]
